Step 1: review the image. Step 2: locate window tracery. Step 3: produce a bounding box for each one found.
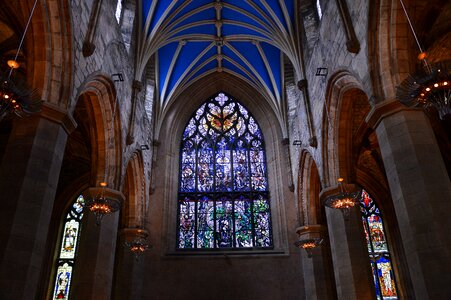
[177,93,273,249]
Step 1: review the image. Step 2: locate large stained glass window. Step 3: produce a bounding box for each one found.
[177,92,272,249]
[359,190,398,300]
[51,195,85,300]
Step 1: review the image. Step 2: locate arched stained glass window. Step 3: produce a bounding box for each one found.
[50,195,85,300]
[177,92,273,249]
[359,190,398,300]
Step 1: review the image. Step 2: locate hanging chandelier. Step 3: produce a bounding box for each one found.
[294,225,324,258]
[0,0,41,121]
[124,228,151,259]
[397,59,451,120]
[323,178,359,218]
[395,0,450,120]
[85,182,121,225]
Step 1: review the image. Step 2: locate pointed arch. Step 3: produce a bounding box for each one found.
[177,92,272,249]
[322,70,368,187]
[75,74,123,189]
[123,152,146,228]
[298,150,322,226]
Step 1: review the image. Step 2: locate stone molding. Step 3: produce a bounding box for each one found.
[365,99,416,129]
[40,102,77,134]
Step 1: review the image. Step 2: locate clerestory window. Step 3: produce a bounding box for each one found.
[359,190,398,299]
[177,92,273,250]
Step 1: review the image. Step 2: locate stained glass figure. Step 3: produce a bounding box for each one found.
[51,195,85,300]
[359,190,398,300]
[177,92,273,249]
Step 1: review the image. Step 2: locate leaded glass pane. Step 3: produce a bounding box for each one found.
[53,262,73,300]
[51,195,85,300]
[376,256,398,299]
[59,220,80,259]
[359,190,398,299]
[177,92,272,250]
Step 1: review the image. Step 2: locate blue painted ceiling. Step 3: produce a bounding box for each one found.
[139,0,297,105]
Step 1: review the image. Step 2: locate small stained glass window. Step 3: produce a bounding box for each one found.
[316,0,323,20]
[115,0,123,24]
[359,190,398,300]
[51,195,85,300]
[177,92,273,250]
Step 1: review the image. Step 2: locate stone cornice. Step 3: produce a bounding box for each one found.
[40,103,77,134]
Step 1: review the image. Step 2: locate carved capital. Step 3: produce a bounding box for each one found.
[40,103,77,134]
[365,99,414,129]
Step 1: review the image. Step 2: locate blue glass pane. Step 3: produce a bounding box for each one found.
[233,150,250,191]
[215,149,232,192]
[178,92,271,249]
[216,199,234,248]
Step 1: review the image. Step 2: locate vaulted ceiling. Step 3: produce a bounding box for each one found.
[137,0,302,120]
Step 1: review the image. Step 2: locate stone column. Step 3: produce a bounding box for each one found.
[297,225,336,299]
[0,104,76,299]
[320,186,375,300]
[367,101,451,299]
[113,228,148,299]
[70,187,124,300]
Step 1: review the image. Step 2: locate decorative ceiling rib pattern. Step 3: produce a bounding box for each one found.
[137,0,302,126]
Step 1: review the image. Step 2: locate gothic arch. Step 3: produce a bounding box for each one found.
[153,75,291,253]
[123,152,146,228]
[13,0,73,106]
[298,151,322,226]
[74,74,123,189]
[322,70,367,187]
[368,0,450,102]
[155,72,287,140]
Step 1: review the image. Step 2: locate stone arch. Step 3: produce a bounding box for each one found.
[74,74,123,189]
[153,73,291,253]
[123,151,146,228]
[322,70,368,187]
[298,150,322,226]
[368,0,450,103]
[8,0,73,106]
[157,72,287,140]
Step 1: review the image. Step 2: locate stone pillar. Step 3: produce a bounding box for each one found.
[321,186,375,300]
[297,225,336,299]
[0,104,76,299]
[113,228,148,299]
[367,101,451,299]
[71,188,124,300]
